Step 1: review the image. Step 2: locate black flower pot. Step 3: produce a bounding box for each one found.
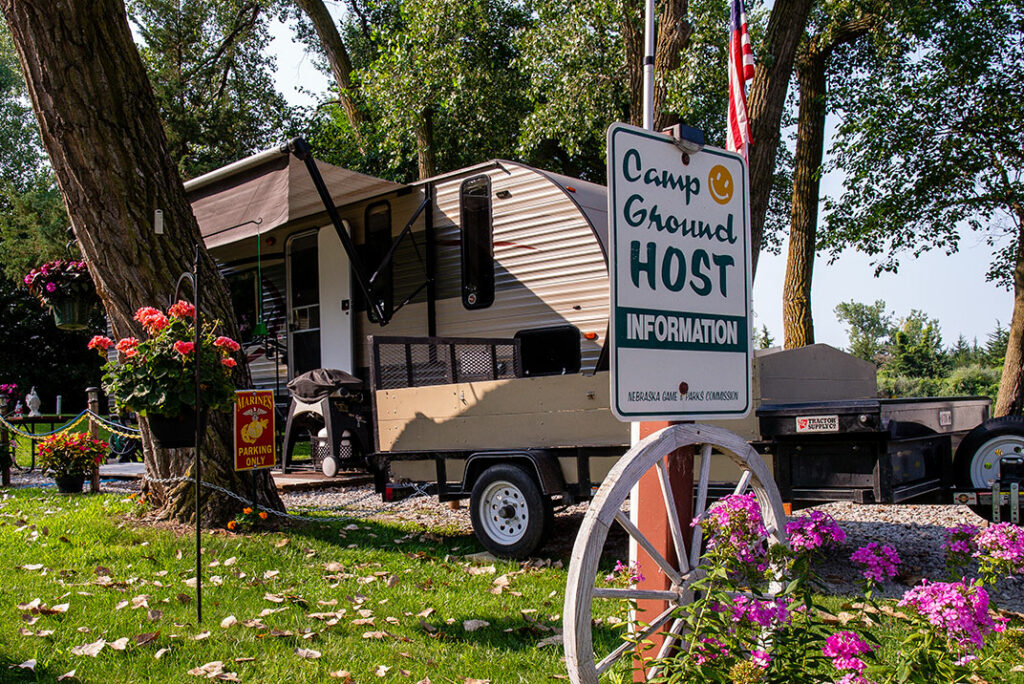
[51,297,90,331]
[54,474,85,494]
[147,412,199,449]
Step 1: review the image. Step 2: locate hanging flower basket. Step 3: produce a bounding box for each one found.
[147,412,200,449]
[51,296,90,331]
[54,474,86,494]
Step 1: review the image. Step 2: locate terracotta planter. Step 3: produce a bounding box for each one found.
[54,474,85,494]
[147,412,199,449]
[51,297,90,331]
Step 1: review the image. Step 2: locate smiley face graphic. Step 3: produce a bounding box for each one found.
[707,165,734,205]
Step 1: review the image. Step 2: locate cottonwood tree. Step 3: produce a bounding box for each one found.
[1,0,285,522]
[782,2,881,348]
[824,0,1024,415]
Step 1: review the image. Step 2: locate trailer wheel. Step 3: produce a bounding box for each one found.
[563,424,787,684]
[955,415,1024,520]
[470,464,547,559]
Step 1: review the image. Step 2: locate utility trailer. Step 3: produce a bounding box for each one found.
[189,140,1024,559]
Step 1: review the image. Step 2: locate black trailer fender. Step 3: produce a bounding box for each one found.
[461,451,566,497]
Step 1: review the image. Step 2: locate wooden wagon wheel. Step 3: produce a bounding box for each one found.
[563,424,788,683]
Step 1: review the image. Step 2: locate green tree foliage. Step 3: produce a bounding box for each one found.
[0,178,69,282]
[0,24,43,193]
[356,0,531,179]
[834,299,892,364]
[986,321,1010,366]
[885,310,946,378]
[128,0,299,178]
[757,324,776,349]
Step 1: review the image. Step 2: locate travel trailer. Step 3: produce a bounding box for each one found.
[187,140,1018,558]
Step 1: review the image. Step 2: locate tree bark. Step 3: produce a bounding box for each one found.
[1,0,284,523]
[621,0,692,129]
[295,0,368,149]
[782,16,876,349]
[996,207,1024,416]
[746,0,815,279]
[782,46,827,349]
[415,107,436,180]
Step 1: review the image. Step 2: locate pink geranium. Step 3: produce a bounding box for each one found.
[173,341,195,357]
[168,300,196,319]
[213,335,241,352]
[88,335,114,354]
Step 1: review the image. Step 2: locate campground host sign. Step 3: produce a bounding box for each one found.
[608,123,752,421]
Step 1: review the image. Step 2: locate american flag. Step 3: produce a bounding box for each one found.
[726,0,755,159]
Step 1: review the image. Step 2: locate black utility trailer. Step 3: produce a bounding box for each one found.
[756,397,1024,522]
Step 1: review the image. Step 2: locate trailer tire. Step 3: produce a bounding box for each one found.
[470,464,547,559]
[955,415,1024,520]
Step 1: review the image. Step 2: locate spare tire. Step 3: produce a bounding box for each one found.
[954,415,1024,520]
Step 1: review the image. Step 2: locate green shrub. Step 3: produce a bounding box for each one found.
[942,365,1001,402]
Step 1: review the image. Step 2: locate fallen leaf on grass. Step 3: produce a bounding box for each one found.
[223,557,237,567]
[134,632,160,646]
[294,648,321,659]
[415,679,432,684]
[330,671,354,683]
[188,661,226,677]
[155,648,170,659]
[264,570,280,580]
[275,538,290,548]
[417,608,434,618]
[259,607,287,617]
[537,634,562,648]
[108,637,130,651]
[9,659,35,671]
[20,564,44,571]
[264,593,285,603]
[149,609,164,621]
[464,679,491,684]
[71,639,106,657]
[57,669,76,681]
[463,619,490,632]
[220,616,238,629]
[362,631,390,640]
[375,665,390,677]
[193,631,212,641]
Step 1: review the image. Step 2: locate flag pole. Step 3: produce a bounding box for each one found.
[643,0,655,130]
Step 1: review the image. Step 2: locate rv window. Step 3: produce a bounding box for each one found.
[460,176,494,309]
[365,201,394,322]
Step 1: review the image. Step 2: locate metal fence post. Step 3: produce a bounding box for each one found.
[87,387,101,493]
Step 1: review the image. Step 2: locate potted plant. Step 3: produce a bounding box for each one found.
[23,259,95,330]
[0,383,16,410]
[88,301,241,448]
[37,431,108,493]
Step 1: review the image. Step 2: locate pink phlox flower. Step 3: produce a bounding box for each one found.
[173,341,195,357]
[898,579,999,652]
[693,637,729,665]
[730,595,791,630]
[45,282,57,293]
[696,493,769,566]
[750,649,771,669]
[851,542,900,583]
[823,631,873,673]
[786,510,847,552]
[213,335,241,352]
[973,523,1024,575]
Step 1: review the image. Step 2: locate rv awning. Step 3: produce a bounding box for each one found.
[185,149,405,249]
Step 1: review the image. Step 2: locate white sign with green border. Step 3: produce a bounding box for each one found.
[607,122,753,421]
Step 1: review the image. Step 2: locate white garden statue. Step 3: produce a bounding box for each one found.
[26,387,41,417]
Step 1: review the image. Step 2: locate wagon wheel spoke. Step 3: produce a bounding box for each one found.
[593,587,680,602]
[734,469,752,495]
[613,512,683,586]
[595,604,677,675]
[689,443,713,569]
[655,456,691,575]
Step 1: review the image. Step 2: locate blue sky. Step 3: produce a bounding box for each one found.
[267,12,1012,351]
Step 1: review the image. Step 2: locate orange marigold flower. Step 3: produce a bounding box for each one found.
[243,507,253,515]
[258,511,268,520]
[227,520,237,530]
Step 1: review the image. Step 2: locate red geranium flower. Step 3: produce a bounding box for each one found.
[173,341,195,357]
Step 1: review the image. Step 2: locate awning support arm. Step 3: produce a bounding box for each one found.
[369,195,430,287]
[288,137,388,324]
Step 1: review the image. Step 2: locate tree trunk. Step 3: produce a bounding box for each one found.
[746,0,814,279]
[782,47,827,349]
[295,0,368,149]
[996,209,1024,416]
[621,0,692,129]
[1,0,284,524]
[415,107,436,180]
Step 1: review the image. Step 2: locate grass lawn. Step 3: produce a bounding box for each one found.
[0,488,575,683]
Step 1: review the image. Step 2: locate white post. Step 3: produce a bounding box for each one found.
[642,0,655,130]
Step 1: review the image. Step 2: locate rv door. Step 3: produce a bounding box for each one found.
[286,231,322,376]
[318,223,354,373]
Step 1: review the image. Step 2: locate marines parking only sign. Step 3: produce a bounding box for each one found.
[607,123,752,421]
[234,390,276,471]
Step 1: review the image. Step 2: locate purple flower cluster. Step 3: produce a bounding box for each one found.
[729,595,791,630]
[822,630,873,673]
[851,543,901,583]
[697,493,768,566]
[943,524,979,570]
[604,559,644,584]
[23,259,92,306]
[897,579,1005,651]
[786,510,847,553]
[693,637,730,665]
[973,522,1024,577]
